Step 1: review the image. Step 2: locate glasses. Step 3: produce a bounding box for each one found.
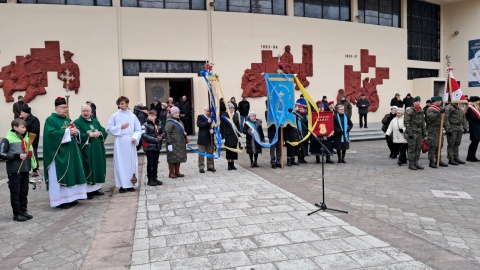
[58,106,69,109]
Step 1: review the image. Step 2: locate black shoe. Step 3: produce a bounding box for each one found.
[298,159,307,164]
[228,162,232,171]
[231,164,237,170]
[91,190,104,196]
[429,160,437,168]
[147,180,157,186]
[364,126,368,128]
[69,201,79,206]
[276,163,282,168]
[409,163,417,170]
[207,168,216,173]
[271,164,276,169]
[439,160,448,167]
[448,159,459,165]
[287,160,292,166]
[339,159,346,164]
[326,157,335,164]
[316,156,320,164]
[87,193,94,199]
[127,188,135,192]
[397,160,402,166]
[56,203,72,209]
[119,187,126,193]
[454,158,466,164]
[199,169,205,173]
[359,126,363,128]
[253,162,259,167]
[13,215,28,222]
[21,212,33,219]
[250,162,254,168]
[291,161,299,165]
[467,157,479,162]
[389,153,393,158]
[414,162,424,170]
[155,180,163,186]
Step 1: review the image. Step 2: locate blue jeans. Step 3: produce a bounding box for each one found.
[240,115,247,128]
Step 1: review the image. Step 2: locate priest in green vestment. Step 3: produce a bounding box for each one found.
[74,105,108,198]
[43,97,87,208]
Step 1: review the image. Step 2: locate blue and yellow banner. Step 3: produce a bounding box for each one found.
[264,73,295,128]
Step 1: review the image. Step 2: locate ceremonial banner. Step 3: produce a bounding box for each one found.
[468,39,480,87]
[264,73,295,128]
[311,111,334,137]
[444,67,468,104]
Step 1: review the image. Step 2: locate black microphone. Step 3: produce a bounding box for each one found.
[288,108,303,118]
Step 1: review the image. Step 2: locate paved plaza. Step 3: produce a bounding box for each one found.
[0,136,479,270]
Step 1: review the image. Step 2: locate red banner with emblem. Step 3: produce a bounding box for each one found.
[311,111,334,137]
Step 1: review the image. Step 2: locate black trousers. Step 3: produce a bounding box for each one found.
[8,172,29,216]
[359,114,368,127]
[387,139,399,156]
[468,140,479,159]
[286,144,299,158]
[396,143,408,163]
[181,116,192,135]
[146,151,160,179]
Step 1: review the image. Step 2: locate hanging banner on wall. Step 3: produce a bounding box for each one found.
[468,39,480,87]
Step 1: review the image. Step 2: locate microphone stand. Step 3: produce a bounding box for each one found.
[291,112,348,215]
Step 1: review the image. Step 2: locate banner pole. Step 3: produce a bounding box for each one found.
[280,126,284,168]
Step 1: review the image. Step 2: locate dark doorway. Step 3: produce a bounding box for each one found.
[170,79,194,135]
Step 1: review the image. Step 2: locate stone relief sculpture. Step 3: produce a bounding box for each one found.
[337,49,389,112]
[241,45,313,97]
[57,50,80,93]
[0,41,80,103]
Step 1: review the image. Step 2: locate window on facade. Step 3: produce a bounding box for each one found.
[0,0,7,3]
[215,0,286,15]
[358,0,400,27]
[294,0,350,21]
[407,68,439,80]
[121,0,205,10]
[407,0,440,62]
[17,0,112,5]
[123,60,205,76]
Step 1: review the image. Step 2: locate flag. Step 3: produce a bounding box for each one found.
[444,67,468,103]
[264,73,295,127]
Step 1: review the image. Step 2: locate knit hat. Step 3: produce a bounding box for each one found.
[227,102,235,109]
[295,98,307,108]
[170,106,180,115]
[317,103,325,109]
[54,97,67,106]
[469,96,480,102]
[21,106,31,114]
[412,96,421,102]
[431,96,442,102]
[153,97,159,102]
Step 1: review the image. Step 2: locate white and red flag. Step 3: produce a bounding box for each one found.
[444,67,468,103]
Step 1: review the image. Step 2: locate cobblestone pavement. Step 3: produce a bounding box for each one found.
[240,135,480,269]
[0,158,117,270]
[131,153,434,270]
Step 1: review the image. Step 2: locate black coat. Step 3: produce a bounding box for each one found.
[333,113,353,150]
[179,100,192,117]
[238,100,250,116]
[403,97,413,109]
[150,102,162,117]
[220,102,226,115]
[283,124,300,143]
[243,119,265,154]
[356,98,370,114]
[268,124,280,141]
[90,103,97,118]
[134,105,148,125]
[141,119,165,152]
[220,112,239,147]
[390,98,403,108]
[197,114,213,146]
[158,109,168,124]
[466,107,480,141]
[23,114,41,148]
[381,113,396,132]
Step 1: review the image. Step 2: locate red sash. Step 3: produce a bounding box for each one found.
[467,105,480,119]
[429,105,441,112]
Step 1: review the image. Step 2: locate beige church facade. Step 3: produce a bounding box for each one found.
[0,0,479,137]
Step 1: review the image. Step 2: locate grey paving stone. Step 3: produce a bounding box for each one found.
[149,246,189,262]
[358,235,390,248]
[199,228,234,242]
[150,261,171,270]
[208,218,240,229]
[312,253,362,270]
[277,243,323,259]
[275,258,320,270]
[253,233,292,247]
[378,247,414,262]
[184,241,223,257]
[229,225,264,237]
[220,238,258,252]
[165,232,201,246]
[131,250,150,265]
[284,230,322,243]
[235,263,277,270]
[178,221,211,233]
[313,226,353,239]
[208,251,251,269]
[169,256,212,270]
[348,249,397,267]
[247,247,288,264]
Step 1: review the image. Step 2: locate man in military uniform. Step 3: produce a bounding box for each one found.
[426,96,448,168]
[444,102,468,165]
[404,96,426,170]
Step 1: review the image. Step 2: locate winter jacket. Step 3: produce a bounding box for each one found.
[0,130,37,174]
[356,98,370,114]
[386,116,407,144]
[466,106,480,141]
[338,100,353,116]
[238,100,250,116]
[381,113,396,132]
[220,112,239,147]
[165,117,187,164]
[243,119,265,154]
[390,97,403,108]
[23,114,41,148]
[141,119,165,152]
[197,114,213,146]
[134,105,148,125]
[283,124,300,143]
[403,97,413,109]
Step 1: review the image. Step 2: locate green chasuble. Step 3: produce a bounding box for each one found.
[74,116,108,185]
[43,113,86,188]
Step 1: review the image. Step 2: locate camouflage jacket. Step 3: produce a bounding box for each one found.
[404,106,426,135]
[426,106,444,130]
[338,100,353,116]
[444,104,468,131]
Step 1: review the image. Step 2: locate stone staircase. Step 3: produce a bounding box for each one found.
[18,122,385,159]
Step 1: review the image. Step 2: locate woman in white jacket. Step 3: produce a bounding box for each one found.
[386,108,408,166]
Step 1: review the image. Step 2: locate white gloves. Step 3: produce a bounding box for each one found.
[222,139,225,144]
[167,145,173,152]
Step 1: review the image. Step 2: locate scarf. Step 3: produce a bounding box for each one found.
[429,104,441,112]
[336,113,349,143]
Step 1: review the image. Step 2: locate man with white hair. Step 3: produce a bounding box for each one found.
[196,106,215,173]
[74,105,108,199]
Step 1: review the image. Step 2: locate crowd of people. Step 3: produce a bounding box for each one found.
[2,91,479,222]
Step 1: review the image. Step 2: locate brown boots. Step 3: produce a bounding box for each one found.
[168,163,184,178]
